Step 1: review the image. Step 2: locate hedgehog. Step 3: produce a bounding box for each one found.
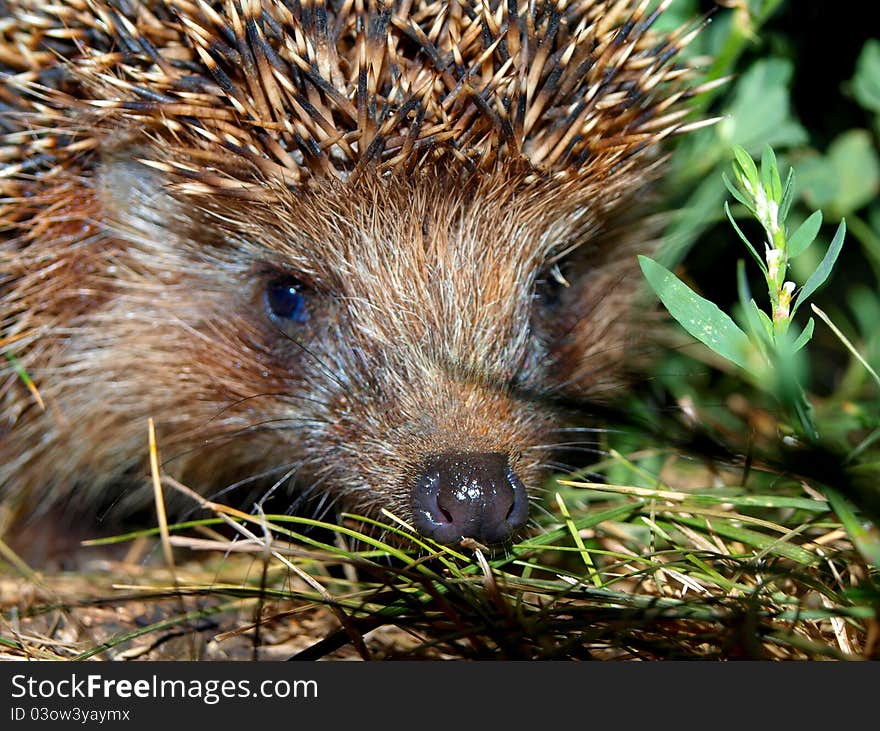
[0,0,711,546]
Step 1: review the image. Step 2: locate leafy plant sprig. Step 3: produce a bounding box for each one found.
[640,145,847,440]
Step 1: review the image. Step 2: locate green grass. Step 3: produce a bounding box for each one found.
[6,428,869,661]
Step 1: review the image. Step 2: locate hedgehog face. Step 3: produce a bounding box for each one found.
[251,173,560,544]
[83,149,637,544]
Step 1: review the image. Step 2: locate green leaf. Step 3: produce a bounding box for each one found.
[669,516,818,565]
[825,130,880,218]
[734,145,759,189]
[792,318,815,352]
[761,145,781,202]
[787,210,823,258]
[850,39,880,113]
[736,263,770,352]
[718,59,808,154]
[687,494,829,512]
[722,171,756,213]
[798,154,838,210]
[752,301,774,342]
[770,152,783,202]
[516,503,640,549]
[779,166,796,223]
[639,256,751,370]
[792,220,847,314]
[736,258,752,303]
[724,201,766,271]
[824,488,880,568]
[769,331,816,439]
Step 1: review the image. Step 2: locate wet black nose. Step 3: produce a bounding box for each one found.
[411,452,529,545]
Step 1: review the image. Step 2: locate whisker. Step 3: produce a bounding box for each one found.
[273,324,356,400]
[550,426,622,435]
[210,462,301,503]
[523,442,607,453]
[205,391,331,425]
[527,499,557,524]
[253,465,300,511]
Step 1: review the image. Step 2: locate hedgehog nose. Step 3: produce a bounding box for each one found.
[411,452,529,545]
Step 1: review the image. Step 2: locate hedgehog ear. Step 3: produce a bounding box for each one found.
[97,143,198,247]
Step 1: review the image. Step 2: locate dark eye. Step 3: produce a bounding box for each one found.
[265,279,309,323]
[536,264,569,309]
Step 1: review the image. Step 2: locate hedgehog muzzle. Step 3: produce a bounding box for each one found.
[411,452,529,545]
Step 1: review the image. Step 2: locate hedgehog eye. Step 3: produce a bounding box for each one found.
[536,264,569,309]
[265,278,309,324]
